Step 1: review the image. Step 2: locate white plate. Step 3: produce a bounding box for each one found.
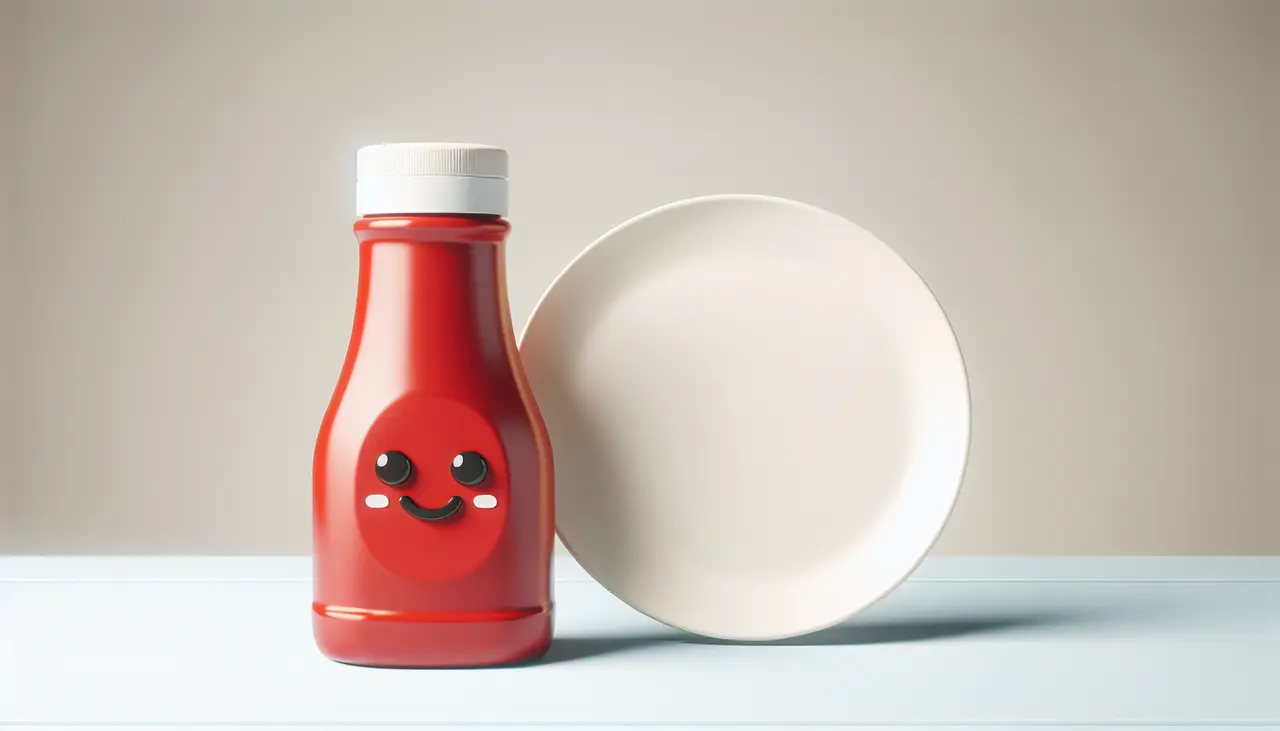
[520,195,970,641]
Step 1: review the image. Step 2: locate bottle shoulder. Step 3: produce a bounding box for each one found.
[324,373,535,431]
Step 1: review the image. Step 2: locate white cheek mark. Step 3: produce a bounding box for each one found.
[365,494,389,509]
[472,494,497,509]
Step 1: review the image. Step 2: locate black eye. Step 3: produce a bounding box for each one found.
[450,451,488,487]
[375,451,413,486]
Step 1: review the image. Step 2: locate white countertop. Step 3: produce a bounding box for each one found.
[2,556,1277,729]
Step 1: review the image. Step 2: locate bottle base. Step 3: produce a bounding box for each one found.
[313,606,552,668]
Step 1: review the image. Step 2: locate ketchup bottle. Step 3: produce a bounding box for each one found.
[313,143,554,667]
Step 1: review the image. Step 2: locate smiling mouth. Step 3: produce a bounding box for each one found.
[399,495,464,522]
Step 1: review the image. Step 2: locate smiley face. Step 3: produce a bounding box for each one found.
[356,396,508,582]
[368,449,493,521]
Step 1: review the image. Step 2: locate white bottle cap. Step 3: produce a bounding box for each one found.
[356,143,508,217]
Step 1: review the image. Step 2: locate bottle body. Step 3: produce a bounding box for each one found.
[313,215,553,667]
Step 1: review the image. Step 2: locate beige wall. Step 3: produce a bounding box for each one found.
[0,1,15,551]
[1269,2,1280,528]
[3,0,1277,555]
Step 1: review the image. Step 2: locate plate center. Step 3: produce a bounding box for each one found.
[570,254,913,581]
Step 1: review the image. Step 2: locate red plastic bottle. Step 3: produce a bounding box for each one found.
[313,143,554,667]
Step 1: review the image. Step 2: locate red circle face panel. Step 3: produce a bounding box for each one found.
[356,396,508,583]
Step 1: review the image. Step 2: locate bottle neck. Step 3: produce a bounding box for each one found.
[349,215,517,396]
